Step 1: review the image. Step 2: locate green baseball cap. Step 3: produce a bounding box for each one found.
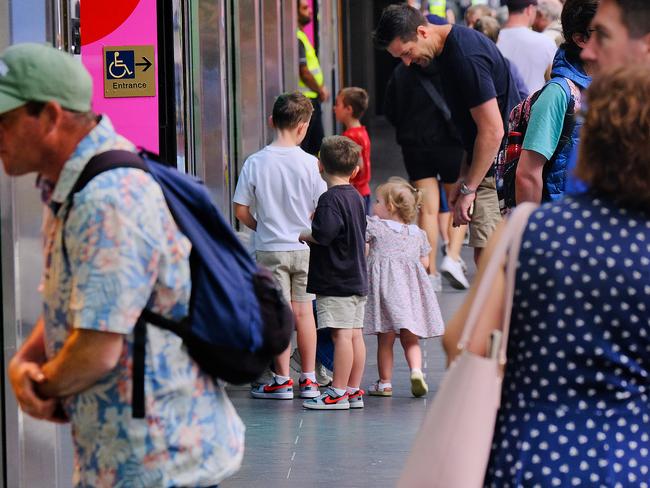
[0,43,92,115]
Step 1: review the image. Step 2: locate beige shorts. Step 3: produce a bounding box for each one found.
[316,295,367,329]
[256,250,314,303]
[469,176,502,248]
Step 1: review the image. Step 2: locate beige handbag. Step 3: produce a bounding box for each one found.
[398,203,538,488]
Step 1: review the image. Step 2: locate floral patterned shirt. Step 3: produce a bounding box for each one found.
[40,116,244,487]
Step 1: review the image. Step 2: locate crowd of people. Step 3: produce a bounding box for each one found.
[0,0,649,486]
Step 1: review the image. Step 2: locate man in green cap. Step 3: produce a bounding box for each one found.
[2,43,244,487]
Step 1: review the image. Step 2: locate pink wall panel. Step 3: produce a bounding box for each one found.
[80,0,159,152]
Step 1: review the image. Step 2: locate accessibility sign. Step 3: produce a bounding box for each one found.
[103,45,155,98]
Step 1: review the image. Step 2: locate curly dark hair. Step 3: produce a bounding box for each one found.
[560,0,599,64]
[576,64,650,212]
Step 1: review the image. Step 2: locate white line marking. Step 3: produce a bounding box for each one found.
[295,435,300,445]
[287,467,292,479]
[299,419,303,429]
[424,361,428,369]
[423,350,428,358]
[291,451,296,461]
[424,399,427,408]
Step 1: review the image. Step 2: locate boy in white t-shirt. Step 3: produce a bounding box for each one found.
[233,92,327,400]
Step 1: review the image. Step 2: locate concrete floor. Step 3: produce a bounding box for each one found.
[222,117,474,488]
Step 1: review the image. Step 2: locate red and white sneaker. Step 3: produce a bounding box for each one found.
[303,388,350,410]
[299,377,321,399]
[251,378,294,400]
[348,389,365,409]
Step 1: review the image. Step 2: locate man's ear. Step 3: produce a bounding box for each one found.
[41,101,64,135]
[268,115,274,129]
[318,160,324,174]
[350,165,360,179]
[417,24,428,39]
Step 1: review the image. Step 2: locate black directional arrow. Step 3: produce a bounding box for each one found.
[135,56,152,72]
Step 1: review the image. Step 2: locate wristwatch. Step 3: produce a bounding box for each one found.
[460,182,476,196]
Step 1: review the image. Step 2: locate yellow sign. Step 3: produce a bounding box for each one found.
[103,45,156,98]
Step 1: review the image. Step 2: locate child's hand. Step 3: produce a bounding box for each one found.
[299,231,311,244]
[299,230,318,245]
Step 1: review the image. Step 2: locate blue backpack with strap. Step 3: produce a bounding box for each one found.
[65,149,294,418]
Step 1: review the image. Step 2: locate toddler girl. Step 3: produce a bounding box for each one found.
[364,177,444,397]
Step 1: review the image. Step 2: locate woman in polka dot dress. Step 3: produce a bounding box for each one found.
[445,66,650,486]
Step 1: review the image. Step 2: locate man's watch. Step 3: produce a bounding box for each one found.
[460,182,476,196]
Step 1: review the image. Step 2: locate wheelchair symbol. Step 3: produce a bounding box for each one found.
[105,50,135,80]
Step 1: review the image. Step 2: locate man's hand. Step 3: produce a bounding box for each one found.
[453,192,476,226]
[318,86,330,103]
[8,358,58,420]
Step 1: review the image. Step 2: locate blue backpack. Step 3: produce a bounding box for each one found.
[65,150,294,418]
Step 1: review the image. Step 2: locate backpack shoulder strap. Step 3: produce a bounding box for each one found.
[413,69,452,122]
[71,150,148,197]
[546,77,574,108]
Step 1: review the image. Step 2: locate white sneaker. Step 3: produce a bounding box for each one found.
[410,370,429,398]
[440,255,470,290]
[429,272,442,292]
[459,256,468,274]
[315,360,333,387]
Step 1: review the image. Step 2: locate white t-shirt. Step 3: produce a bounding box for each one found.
[233,145,326,251]
[497,26,557,94]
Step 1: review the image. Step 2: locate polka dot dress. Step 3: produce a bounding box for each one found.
[484,195,650,487]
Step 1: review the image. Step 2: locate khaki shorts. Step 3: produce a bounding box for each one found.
[256,250,314,303]
[316,295,367,329]
[469,176,502,248]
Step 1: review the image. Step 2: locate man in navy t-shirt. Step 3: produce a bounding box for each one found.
[374,4,521,263]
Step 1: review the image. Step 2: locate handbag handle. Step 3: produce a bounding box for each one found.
[458,202,538,365]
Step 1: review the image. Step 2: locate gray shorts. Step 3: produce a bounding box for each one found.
[316,295,367,329]
[469,176,502,248]
[256,250,314,303]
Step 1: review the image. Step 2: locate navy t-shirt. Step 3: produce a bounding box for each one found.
[307,185,368,297]
[438,25,522,164]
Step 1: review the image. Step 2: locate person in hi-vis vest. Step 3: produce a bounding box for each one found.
[428,0,456,23]
[297,0,329,156]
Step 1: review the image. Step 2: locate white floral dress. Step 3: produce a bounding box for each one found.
[363,216,444,338]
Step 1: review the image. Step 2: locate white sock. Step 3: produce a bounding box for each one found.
[300,372,316,382]
[346,386,359,394]
[378,381,392,389]
[411,368,422,376]
[274,374,290,385]
[331,387,347,397]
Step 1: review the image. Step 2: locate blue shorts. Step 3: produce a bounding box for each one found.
[439,181,449,213]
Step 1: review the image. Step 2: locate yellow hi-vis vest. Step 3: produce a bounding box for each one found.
[297,29,323,99]
[429,0,446,18]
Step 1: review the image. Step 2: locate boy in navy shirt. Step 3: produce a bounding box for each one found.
[300,136,368,410]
